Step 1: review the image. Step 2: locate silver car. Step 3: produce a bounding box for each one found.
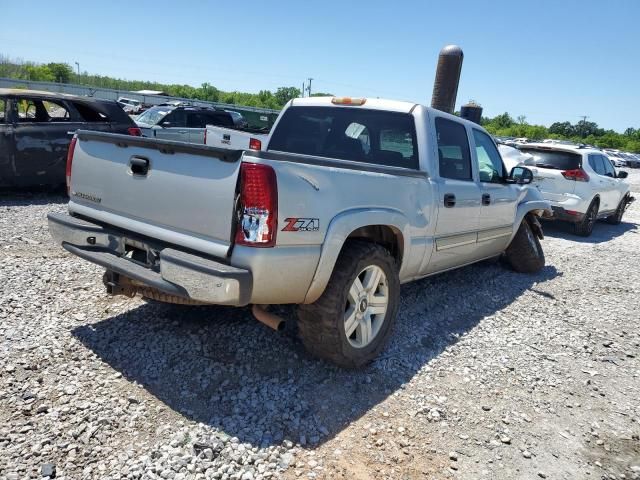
[135,105,241,143]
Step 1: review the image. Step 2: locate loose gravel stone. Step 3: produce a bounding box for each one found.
[1,173,640,480]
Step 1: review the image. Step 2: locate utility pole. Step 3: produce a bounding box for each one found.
[579,115,588,137]
[301,81,305,98]
[75,62,80,77]
[306,77,313,97]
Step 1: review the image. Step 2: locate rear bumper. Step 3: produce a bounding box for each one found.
[549,206,585,223]
[48,213,252,306]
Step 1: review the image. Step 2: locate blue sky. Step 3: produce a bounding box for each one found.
[3,0,639,131]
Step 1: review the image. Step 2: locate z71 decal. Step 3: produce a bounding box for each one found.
[282,218,320,232]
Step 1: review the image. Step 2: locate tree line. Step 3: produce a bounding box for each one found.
[0,55,310,109]
[2,55,637,151]
[481,112,640,153]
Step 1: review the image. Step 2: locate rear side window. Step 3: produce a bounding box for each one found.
[435,117,472,180]
[520,148,582,170]
[588,154,605,175]
[206,113,234,127]
[0,99,5,123]
[161,110,187,127]
[187,112,206,128]
[42,100,70,120]
[268,106,418,169]
[72,102,109,122]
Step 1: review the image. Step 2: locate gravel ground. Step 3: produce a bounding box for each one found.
[1,172,639,480]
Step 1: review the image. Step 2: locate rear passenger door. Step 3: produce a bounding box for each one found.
[588,154,615,211]
[600,155,623,209]
[155,109,188,142]
[471,128,519,255]
[428,116,482,273]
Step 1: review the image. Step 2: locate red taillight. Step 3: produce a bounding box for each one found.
[235,162,277,247]
[249,138,262,151]
[127,127,142,136]
[561,169,589,182]
[66,136,77,195]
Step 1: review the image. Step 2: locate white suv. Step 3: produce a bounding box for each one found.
[518,144,634,236]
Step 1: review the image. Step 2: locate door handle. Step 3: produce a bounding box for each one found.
[444,193,456,208]
[482,193,491,205]
[129,156,150,176]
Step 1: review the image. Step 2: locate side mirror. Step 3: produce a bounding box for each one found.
[509,166,534,185]
[617,170,628,179]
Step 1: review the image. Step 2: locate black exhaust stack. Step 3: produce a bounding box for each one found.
[460,101,483,124]
[431,45,463,114]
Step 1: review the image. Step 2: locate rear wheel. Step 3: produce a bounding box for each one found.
[574,199,599,237]
[505,218,545,273]
[605,196,627,225]
[297,241,400,368]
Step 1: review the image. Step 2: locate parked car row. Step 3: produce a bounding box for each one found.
[518,143,634,236]
[603,149,640,168]
[116,97,144,114]
[497,137,640,169]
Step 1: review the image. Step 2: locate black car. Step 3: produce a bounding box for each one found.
[0,89,140,188]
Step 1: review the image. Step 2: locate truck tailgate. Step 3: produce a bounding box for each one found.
[68,131,242,258]
[205,125,268,150]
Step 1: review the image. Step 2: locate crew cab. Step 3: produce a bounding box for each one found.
[48,97,550,367]
[518,143,634,236]
[0,89,140,188]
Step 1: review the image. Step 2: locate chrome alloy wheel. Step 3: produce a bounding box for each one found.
[344,265,389,348]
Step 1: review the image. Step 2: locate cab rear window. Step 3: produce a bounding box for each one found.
[519,148,581,170]
[268,106,418,169]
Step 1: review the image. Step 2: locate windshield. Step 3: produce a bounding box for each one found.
[519,148,582,170]
[135,106,173,125]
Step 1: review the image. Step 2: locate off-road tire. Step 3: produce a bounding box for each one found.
[297,241,400,368]
[605,196,627,225]
[505,218,545,273]
[574,199,599,237]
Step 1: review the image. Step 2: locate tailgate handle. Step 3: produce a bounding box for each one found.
[129,156,150,176]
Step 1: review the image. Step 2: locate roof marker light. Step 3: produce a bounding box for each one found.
[331,97,367,106]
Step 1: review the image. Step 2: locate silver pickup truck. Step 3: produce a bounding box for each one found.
[48,96,551,367]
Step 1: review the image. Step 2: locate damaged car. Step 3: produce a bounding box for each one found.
[0,89,140,189]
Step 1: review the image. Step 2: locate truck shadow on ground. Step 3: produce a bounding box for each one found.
[541,219,638,244]
[72,261,559,449]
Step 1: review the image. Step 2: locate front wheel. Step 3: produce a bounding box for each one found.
[505,218,545,273]
[297,241,400,368]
